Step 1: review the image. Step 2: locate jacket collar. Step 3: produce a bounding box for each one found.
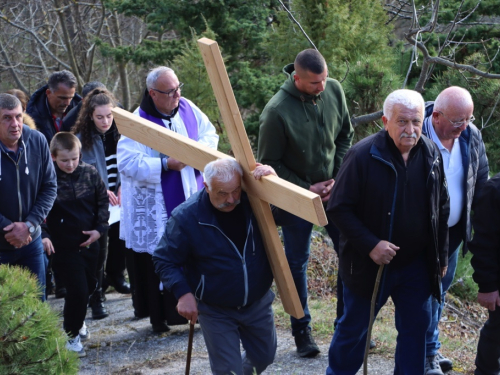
[197,189,253,227]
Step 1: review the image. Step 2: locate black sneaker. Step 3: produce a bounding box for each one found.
[90,301,109,320]
[294,329,320,358]
[425,355,444,375]
[152,322,170,333]
[436,352,453,372]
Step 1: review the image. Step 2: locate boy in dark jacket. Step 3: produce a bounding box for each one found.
[45,132,109,357]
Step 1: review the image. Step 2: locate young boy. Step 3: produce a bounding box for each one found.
[46,132,109,357]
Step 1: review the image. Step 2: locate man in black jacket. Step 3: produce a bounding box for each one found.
[423,87,489,374]
[326,89,449,375]
[26,70,81,144]
[468,173,500,375]
[0,93,57,301]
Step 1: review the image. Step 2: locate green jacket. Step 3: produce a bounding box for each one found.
[257,64,353,189]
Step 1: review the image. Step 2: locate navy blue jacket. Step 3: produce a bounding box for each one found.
[26,84,82,144]
[423,102,489,254]
[327,130,450,301]
[153,190,273,308]
[0,125,57,250]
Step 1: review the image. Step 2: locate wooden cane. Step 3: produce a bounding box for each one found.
[185,322,195,375]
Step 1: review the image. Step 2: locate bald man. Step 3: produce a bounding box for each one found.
[423,86,489,374]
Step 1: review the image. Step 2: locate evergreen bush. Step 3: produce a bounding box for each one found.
[0,265,79,375]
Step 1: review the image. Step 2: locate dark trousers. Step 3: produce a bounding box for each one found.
[273,207,341,335]
[475,306,500,375]
[105,222,128,283]
[52,244,99,337]
[327,257,432,375]
[91,228,109,303]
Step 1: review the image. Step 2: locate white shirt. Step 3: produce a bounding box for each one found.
[427,119,464,227]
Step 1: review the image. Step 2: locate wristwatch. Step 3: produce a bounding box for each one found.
[25,221,35,234]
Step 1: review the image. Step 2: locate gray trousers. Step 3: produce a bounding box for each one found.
[197,290,277,375]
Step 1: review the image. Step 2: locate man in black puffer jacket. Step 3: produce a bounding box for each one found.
[422,87,489,375]
[26,70,82,144]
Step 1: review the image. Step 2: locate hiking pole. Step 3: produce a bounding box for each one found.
[185,321,195,375]
[363,264,385,375]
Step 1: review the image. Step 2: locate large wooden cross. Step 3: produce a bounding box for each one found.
[112,38,327,319]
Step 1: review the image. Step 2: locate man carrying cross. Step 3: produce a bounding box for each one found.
[117,66,218,332]
[153,158,278,375]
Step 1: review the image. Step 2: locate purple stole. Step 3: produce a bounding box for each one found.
[138,98,204,216]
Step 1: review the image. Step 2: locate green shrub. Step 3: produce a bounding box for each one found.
[0,265,79,375]
[449,250,479,302]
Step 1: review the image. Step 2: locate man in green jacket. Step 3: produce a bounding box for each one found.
[257,49,354,357]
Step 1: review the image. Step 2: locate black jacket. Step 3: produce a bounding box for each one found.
[26,84,82,144]
[46,161,109,251]
[0,126,57,250]
[326,130,450,301]
[423,102,489,254]
[468,173,500,293]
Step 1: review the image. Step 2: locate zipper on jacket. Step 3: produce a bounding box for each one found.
[371,155,398,243]
[199,221,253,306]
[4,150,25,222]
[195,275,205,300]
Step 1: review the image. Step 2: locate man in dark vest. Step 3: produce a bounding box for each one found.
[117,66,218,332]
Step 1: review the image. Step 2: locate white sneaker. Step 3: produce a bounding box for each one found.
[66,334,86,357]
[79,322,90,341]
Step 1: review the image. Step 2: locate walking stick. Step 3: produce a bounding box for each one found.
[363,264,385,375]
[185,321,195,375]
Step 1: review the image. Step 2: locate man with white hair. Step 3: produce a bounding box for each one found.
[153,159,277,375]
[422,86,488,374]
[118,66,218,332]
[325,89,450,374]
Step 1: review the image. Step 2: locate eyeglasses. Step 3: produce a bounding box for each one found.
[438,111,475,128]
[151,83,184,98]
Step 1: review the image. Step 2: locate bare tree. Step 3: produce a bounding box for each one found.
[351,0,500,127]
[0,0,148,109]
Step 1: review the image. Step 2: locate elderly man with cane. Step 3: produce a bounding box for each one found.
[153,159,278,375]
[325,89,449,374]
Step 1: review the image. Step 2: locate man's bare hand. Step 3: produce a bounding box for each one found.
[478,290,500,311]
[252,163,277,180]
[3,222,32,248]
[369,240,400,265]
[167,157,186,171]
[42,238,55,255]
[80,230,101,248]
[177,292,198,323]
[310,179,335,202]
[441,266,448,278]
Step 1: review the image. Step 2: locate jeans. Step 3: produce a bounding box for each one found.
[327,257,432,375]
[475,306,500,375]
[198,290,277,375]
[0,235,46,301]
[426,223,463,356]
[274,207,341,335]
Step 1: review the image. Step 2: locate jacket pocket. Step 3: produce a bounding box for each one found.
[195,275,205,300]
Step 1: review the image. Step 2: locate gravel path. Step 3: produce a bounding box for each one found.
[48,291,462,374]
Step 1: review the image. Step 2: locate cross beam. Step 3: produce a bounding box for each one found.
[112,38,327,319]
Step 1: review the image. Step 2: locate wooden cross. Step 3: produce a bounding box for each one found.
[112,38,327,319]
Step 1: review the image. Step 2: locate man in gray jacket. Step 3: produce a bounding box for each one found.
[0,93,57,300]
[423,86,489,374]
